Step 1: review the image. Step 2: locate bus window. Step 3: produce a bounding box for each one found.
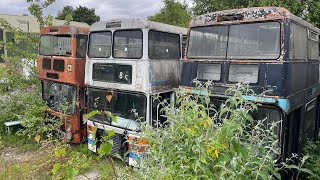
[42,81,77,115]
[88,31,111,58]
[227,22,280,59]
[188,25,228,59]
[289,23,307,60]
[113,30,143,59]
[0,29,3,63]
[229,64,259,83]
[181,35,187,58]
[151,92,171,128]
[197,63,221,81]
[87,88,147,131]
[148,30,180,59]
[40,35,72,56]
[308,31,319,60]
[76,35,88,58]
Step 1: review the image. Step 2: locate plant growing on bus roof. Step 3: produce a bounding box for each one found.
[117,83,294,179]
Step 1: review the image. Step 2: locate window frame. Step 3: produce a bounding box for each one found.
[87,30,112,58]
[307,30,319,61]
[39,34,72,57]
[148,30,181,59]
[187,20,282,60]
[289,22,308,60]
[75,34,88,58]
[112,29,143,59]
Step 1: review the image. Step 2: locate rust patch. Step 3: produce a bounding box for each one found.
[190,7,291,27]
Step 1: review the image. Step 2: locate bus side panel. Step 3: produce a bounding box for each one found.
[302,98,317,141]
[180,61,197,87]
[284,107,302,159]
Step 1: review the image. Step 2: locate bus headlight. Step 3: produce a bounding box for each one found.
[66,125,72,141]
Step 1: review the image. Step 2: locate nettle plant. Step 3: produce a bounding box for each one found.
[119,83,284,179]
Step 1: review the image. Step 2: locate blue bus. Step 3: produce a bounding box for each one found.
[180,7,320,173]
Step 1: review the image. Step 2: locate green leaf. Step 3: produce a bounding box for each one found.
[97,143,112,160]
[105,111,117,123]
[55,148,66,158]
[200,157,207,164]
[106,130,115,137]
[52,163,61,175]
[299,168,315,176]
[65,167,79,180]
[83,110,101,124]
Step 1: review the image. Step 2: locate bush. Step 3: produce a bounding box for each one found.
[300,140,320,179]
[120,84,283,179]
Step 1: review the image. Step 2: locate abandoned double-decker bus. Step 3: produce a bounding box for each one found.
[85,18,187,164]
[181,7,320,163]
[37,25,89,143]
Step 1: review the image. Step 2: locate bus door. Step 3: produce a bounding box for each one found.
[151,92,173,128]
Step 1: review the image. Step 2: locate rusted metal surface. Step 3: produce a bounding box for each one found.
[40,25,89,35]
[189,7,320,33]
[38,26,89,144]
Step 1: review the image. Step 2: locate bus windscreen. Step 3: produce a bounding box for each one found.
[42,81,77,115]
[87,88,147,131]
[188,22,280,60]
[39,35,72,56]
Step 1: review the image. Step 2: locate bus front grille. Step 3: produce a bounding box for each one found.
[110,133,122,155]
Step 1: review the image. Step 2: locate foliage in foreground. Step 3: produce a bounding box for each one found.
[300,140,320,180]
[120,84,283,179]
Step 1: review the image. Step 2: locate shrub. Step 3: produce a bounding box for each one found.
[120,83,284,179]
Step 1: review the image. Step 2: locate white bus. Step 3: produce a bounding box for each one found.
[85,18,187,165]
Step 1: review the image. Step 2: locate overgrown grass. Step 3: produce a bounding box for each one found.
[0,136,117,180]
[300,140,320,179]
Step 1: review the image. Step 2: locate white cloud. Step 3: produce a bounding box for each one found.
[0,0,193,20]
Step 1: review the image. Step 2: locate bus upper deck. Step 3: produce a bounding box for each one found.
[85,18,187,94]
[38,25,89,87]
[181,7,320,113]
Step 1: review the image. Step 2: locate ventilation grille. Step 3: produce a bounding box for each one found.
[110,134,122,155]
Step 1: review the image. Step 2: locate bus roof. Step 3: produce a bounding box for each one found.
[90,18,187,35]
[40,25,89,35]
[190,7,320,33]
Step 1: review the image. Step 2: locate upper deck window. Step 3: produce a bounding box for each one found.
[76,35,88,58]
[88,31,112,58]
[289,23,307,60]
[113,30,143,59]
[308,31,319,60]
[148,30,180,59]
[188,26,228,58]
[39,35,72,56]
[187,22,281,60]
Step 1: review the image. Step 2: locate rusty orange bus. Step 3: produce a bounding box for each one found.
[37,25,89,143]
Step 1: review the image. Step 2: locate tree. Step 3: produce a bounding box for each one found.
[149,0,191,27]
[192,0,320,28]
[56,5,100,25]
[73,6,100,25]
[56,5,74,20]
[26,0,55,28]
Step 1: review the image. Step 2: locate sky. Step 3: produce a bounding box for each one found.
[0,0,193,20]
